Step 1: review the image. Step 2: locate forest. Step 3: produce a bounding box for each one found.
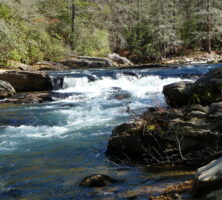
[0,0,222,64]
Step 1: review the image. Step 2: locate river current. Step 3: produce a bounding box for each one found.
[0,64,220,199]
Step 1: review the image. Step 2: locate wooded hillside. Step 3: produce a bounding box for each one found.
[0,0,222,64]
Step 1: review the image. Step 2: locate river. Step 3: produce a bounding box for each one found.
[0,64,220,199]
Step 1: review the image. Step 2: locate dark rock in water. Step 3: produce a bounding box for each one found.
[2,92,55,104]
[106,102,222,168]
[192,157,222,199]
[0,70,53,92]
[163,67,222,107]
[111,87,121,91]
[122,71,139,78]
[109,89,131,100]
[163,81,193,107]
[51,92,83,100]
[192,67,222,105]
[0,80,16,99]
[80,174,116,187]
[2,188,23,197]
[86,75,97,82]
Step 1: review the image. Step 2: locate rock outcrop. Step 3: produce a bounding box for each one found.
[1,92,55,104]
[163,81,193,107]
[60,54,133,68]
[107,67,222,168]
[32,61,69,71]
[192,157,222,199]
[61,56,118,68]
[0,80,16,99]
[163,67,222,107]
[0,71,53,92]
[108,53,134,66]
[106,102,222,168]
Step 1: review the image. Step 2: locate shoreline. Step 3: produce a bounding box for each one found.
[0,52,222,72]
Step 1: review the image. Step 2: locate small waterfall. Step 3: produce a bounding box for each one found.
[51,76,64,90]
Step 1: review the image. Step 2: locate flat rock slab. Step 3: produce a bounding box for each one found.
[0,71,53,92]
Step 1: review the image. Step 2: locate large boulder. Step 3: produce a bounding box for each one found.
[0,80,15,99]
[163,81,193,107]
[106,103,222,167]
[192,67,222,105]
[163,67,222,107]
[0,71,53,92]
[192,157,222,199]
[108,53,134,66]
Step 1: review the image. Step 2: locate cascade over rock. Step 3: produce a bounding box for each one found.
[106,67,222,167]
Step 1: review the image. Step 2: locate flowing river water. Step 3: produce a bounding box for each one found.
[0,64,221,199]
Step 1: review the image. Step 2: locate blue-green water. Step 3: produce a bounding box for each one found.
[0,64,220,199]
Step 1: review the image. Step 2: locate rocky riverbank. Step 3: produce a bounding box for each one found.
[0,70,64,105]
[106,66,222,199]
[1,52,222,72]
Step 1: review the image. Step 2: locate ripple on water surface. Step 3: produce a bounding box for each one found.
[0,65,220,199]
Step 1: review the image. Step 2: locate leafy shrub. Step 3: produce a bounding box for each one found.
[74,28,111,57]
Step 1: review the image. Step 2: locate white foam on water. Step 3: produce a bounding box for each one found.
[60,75,191,99]
[0,72,192,152]
[0,125,69,139]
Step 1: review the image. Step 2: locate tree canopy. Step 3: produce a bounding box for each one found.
[0,0,222,64]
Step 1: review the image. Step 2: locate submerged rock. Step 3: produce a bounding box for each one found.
[2,188,23,197]
[0,80,16,99]
[0,70,53,92]
[121,71,139,78]
[80,174,116,187]
[192,157,222,199]
[109,89,131,100]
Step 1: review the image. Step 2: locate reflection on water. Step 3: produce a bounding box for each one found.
[0,64,220,199]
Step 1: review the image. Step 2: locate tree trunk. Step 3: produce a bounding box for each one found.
[71,0,76,34]
[206,0,212,54]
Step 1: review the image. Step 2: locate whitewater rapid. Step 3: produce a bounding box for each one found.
[0,65,220,199]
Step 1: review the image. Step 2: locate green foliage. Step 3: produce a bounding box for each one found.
[74,29,111,57]
[1,0,222,65]
[0,2,70,64]
[188,93,200,105]
[0,3,12,19]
